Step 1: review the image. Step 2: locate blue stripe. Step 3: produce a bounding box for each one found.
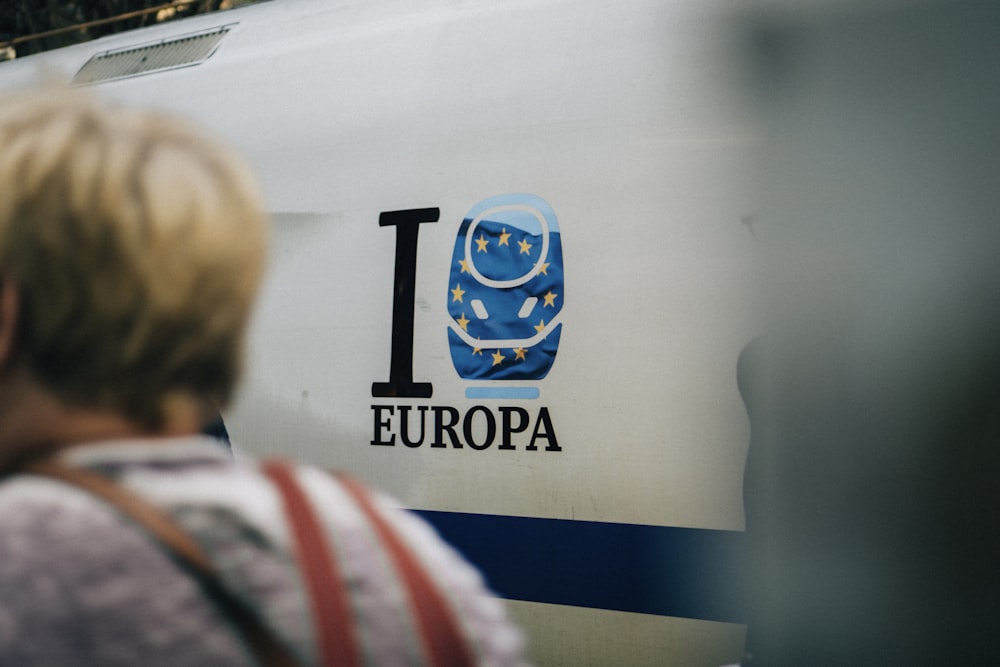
[413,510,746,624]
[464,386,540,399]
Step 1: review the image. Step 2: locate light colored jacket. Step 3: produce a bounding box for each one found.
[0,437,527,666]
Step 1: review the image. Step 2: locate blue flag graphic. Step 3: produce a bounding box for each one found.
[447,194,564,382]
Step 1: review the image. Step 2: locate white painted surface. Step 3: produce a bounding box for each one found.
[0,1,760,662]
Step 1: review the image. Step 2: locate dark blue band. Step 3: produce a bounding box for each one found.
[414,510,746,623]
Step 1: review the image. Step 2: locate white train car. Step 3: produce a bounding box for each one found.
[0,1,759,664]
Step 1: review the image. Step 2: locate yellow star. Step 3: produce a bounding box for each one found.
[534,319,546,334]
[475,235,489,252]
[451,283,465,302]
[543,290,558,307]
[498,228,511,246]
[458,258,470,274]
[513,347,527,361]
[537,262,549,275]
[472,339,483,356]
[456,313,470,331]
[491,350,505,367]
[518,238,533,255]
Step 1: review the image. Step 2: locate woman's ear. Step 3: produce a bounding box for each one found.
[0,279,20,371]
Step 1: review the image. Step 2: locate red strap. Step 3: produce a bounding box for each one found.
[261,461,361,667]
[335,473,477,667]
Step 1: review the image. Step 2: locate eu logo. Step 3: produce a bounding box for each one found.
[446,194,564,396]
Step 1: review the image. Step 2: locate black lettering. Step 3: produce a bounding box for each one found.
[398,405,428,448]
[371,405,395,446]
[498,406,529,450]
[431,406,462,448]
[527,406,561,451]
[372,208,438,399]
[463,405,496,450]
[374,404,561,452]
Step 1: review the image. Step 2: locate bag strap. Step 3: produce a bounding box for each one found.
[261,461,476,667]
[27,456,477,667]
[333,471,477,667]
[260,461,362,667]
[24,458,300,667]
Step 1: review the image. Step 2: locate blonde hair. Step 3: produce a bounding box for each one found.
[0,88,268,428]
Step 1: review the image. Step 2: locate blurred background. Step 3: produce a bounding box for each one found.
[739,0,1000,663]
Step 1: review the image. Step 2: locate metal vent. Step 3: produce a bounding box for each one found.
[74,26,231,84]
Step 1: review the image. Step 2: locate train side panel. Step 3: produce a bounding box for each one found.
[0,1,758,663]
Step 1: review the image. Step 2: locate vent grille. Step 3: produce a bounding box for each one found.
[74,26,231,84]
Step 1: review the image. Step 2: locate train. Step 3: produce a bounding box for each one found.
[0,1,761,664]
